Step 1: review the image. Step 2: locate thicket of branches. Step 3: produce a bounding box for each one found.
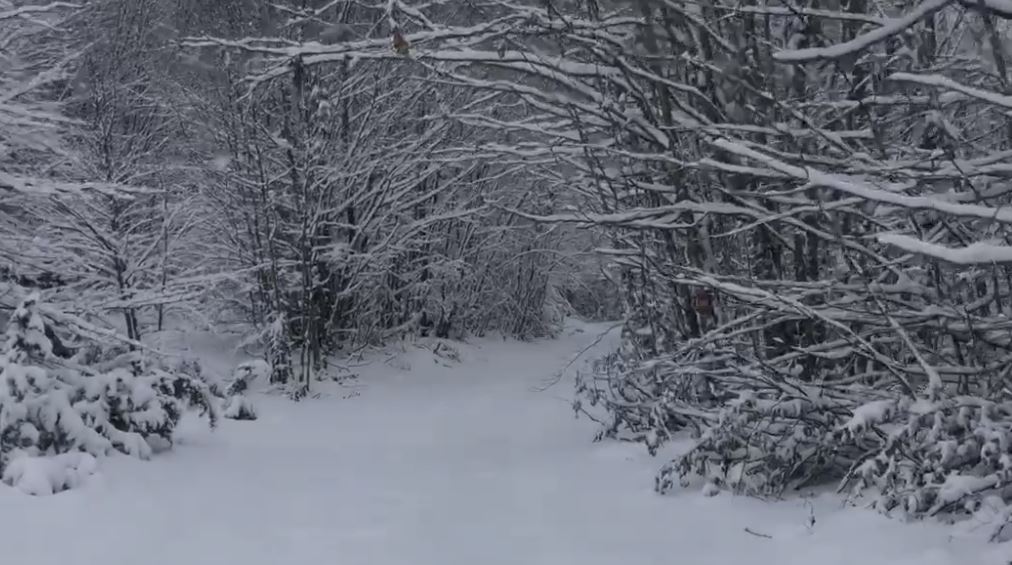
[2,0,601,397]
[509,0,1012,530]
[210,0,1012,532]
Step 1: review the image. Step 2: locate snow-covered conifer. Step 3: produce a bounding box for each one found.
[222,360,268,421]
[0,294,217,494]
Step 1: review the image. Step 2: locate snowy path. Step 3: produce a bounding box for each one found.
[2,323,1008,565]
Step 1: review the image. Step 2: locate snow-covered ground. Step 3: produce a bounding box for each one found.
[2,321,1009,565]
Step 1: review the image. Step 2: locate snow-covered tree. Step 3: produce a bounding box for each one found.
[222,359,268,421]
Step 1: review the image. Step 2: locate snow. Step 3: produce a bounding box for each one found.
[0,321,1008,564]
[3,452,98,496]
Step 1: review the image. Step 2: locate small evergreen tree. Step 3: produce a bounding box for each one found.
[222,360,267,421]
[0,294,218,494]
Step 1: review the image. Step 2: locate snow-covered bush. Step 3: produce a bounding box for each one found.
[0,294,217,493]
[663,388,1012,521]
[222,360,268,421]
[586,338,1012,525]
[837,395,1012,517]
[223,392,257,421]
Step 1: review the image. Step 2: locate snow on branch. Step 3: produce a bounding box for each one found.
[0,171,143,196]
[507,201,754,228]
[774,0,952,63]
[184,16,523,62]
[712,4,887,24]
[888,72,1012,109]
[878,234,1012,264]
[711,138,1012,224]
[0,1,78,21]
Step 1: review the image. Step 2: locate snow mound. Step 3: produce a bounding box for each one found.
[2,452,97,496]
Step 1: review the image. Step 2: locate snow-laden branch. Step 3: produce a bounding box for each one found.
[0,171,139,196]
[774,0,952,63]
[0,1,78,21]
[878,234,1012,264]
[183,15,526,61]
[888,72,1012,109]
[712,4,887,24]
[711,138,1012,224]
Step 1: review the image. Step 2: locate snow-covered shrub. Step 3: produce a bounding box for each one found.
[222,360,268,421]
[223,394,257,421]
[696,388,1011,520]
[649,372,857,496]
[266,312,293,385]
[0,294,218,491]
[73,365,219,457]
[836,395,1012,517]
[576,350,674,448]
[586,334,1012,524]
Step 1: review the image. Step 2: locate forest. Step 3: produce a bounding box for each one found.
[4,0,1012,547]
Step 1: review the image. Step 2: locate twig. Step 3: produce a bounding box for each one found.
[744,527,773,539]
[531,321,622,392]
